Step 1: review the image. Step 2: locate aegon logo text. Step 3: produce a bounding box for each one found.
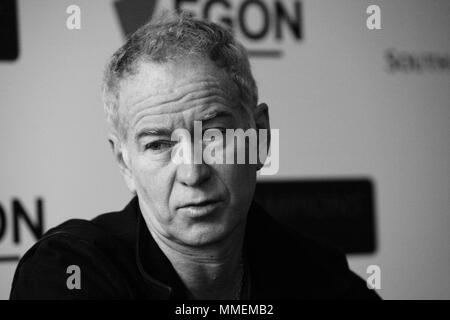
[0,198,45,263]
[114,0,303,58]
[177,0,303,57]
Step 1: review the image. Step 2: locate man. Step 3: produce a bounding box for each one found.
[10,13,379,300]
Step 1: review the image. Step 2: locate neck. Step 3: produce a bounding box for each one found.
[147,222,246,300]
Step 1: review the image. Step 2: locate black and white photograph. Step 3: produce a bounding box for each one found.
[0,0,449,310]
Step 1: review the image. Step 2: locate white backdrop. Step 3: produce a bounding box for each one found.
[1,0,449,299]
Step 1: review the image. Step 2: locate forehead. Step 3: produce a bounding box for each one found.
[117,58,242,133]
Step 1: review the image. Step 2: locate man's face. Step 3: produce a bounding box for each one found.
[115,57,258,246]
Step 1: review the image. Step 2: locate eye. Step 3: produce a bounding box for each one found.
[203,127,228,135]
[144,141,174,152]
[203,128,227,143]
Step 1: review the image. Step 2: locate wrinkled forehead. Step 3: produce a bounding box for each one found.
[116,58,245,137]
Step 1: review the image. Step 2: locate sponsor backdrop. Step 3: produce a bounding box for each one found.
[1,0,449,299]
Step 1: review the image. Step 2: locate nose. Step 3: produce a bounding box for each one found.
[176,162,212,187]
[173,130,213,187]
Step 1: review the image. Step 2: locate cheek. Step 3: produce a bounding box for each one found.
[216,164,256,204]
[132,157,174,209]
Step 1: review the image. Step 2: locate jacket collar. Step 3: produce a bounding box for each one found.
[128,196,290,299]
[126,196,349,299]
[135,205,189,299]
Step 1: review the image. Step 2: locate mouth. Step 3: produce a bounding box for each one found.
[180,198,222,207]
[177,198,224,218]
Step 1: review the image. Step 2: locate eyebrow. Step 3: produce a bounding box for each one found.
[134,110,236,141]
[200,109,234,122]
[135,127,173,142]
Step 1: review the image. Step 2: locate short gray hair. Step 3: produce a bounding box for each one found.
[102,11,258,137]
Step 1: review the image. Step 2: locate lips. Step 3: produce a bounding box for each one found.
[177,198,224,218]
[179,198,222,208]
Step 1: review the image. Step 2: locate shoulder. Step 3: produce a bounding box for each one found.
[249,202,347,269]
[10,206,137,299]
[248,202,381,300]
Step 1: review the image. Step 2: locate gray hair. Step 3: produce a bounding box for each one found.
[102,11,258,137]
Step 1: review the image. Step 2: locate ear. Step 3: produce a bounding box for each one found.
[108,133,136,193]
[252,102,271,170]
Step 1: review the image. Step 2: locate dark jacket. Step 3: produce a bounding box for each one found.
[10,197,380,300]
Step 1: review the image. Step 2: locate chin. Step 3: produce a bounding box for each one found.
[177,223,233,247]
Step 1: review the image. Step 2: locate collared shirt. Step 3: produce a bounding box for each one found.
[10,197,380,300]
